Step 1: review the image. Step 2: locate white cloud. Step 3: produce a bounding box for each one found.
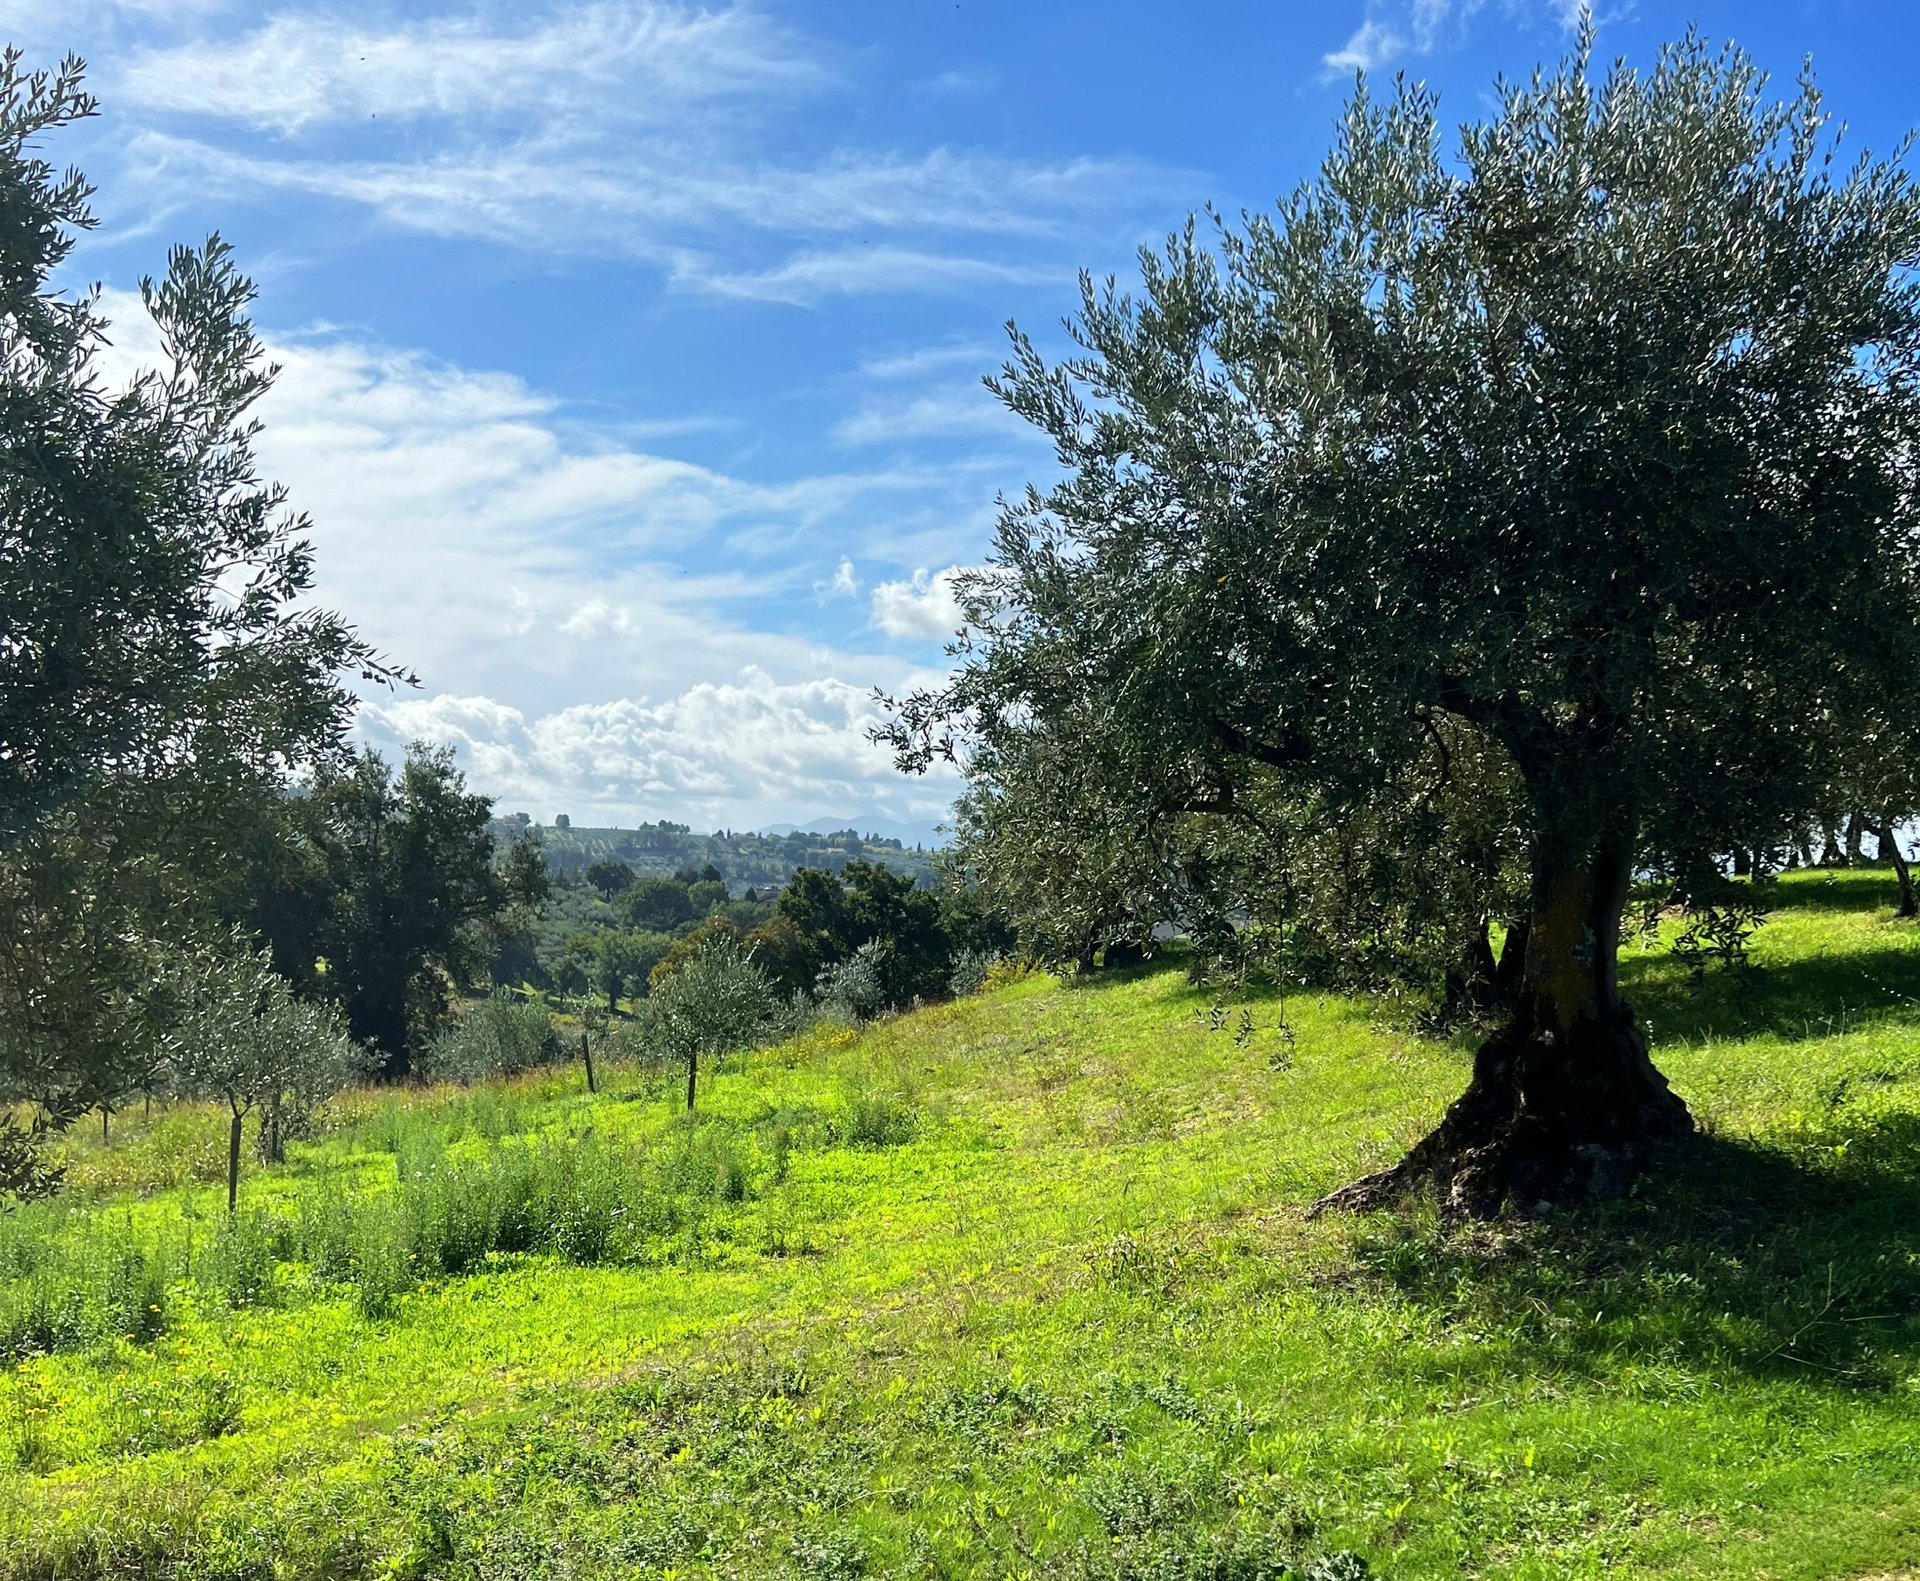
[687,246,1057,305]
[116,4,824,134]
[126,129,1182,300]
[1324,19,1408,73]
[858,341,1004,381]
[1322,0,1583,77]
[870,567,969,642]
[834,386,1018,446]
[359,672,958,828]
[103,0,1197,305]
[89,287,986,823]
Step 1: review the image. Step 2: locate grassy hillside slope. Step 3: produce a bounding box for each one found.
[4,871,1919,1579]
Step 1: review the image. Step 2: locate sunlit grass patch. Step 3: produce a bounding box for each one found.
[4,870,1920,1577]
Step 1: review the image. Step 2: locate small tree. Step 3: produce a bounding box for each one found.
[645,935,775,1112]
[585,859,635,901]
[168,940,369,1212]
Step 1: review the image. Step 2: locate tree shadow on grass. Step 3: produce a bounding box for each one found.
[1625,940,1920,1046]
[1765,866,1911,913]
[1345,1118,1920,1393]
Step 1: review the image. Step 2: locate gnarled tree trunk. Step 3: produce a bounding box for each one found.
[1314,827,1691,1219]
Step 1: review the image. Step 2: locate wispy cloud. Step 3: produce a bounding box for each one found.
[101,4,1197,305]
[115,4,825,134]
[858,341,1004,381]
[1322,0,1587,78]
[833,386,1019,446]
[689,247,1057,306]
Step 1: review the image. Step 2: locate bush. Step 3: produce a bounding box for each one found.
[947,947,1001,998]
[816,940,891,1022]
[419,992,559,1084]
[0,1209,173,1360]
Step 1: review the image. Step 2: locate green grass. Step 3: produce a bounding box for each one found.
[3,871,1919,1578]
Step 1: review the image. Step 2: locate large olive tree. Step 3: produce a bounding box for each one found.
[886,33,1920,1215]
[0,53,403,1190]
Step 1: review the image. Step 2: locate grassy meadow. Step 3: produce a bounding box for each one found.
[3,869,1919,1579]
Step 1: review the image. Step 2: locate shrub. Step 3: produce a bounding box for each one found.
[947,947,1002,998]
[419,992,559,1084]
[816,940,891,1023]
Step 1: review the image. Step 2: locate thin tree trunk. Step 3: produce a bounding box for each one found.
[1846,811,1866,865]
[582,1029,597,1094]
[1871,821,1917,918]
[227,1107,243,1216]
[685,1048,698,1113]
[1314,826,1691,1218]
[100,1106,109,1144]
[1820,817,1843,867]
[1732,847,1752,877]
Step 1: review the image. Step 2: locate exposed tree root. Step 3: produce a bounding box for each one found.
[1309,1000,1692,1220]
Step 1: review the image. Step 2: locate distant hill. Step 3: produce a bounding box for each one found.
[490,815,941,888]
[758,815,950,847]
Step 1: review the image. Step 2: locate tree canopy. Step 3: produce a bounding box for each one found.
[887,31,1920,1214]
[0,53,402,1185]
[0,53,401,852]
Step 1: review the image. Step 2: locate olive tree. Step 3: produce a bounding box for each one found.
[0,53,403,1190]
[886,32,1920,1215]
[167,940,369,1212]
[645,935,775,1113]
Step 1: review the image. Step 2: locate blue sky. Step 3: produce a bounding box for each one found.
[16,0,1919,837]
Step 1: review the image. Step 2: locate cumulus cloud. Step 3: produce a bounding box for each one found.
[870,567,970,642]
[89,288,986,823]
[359,671,958,828]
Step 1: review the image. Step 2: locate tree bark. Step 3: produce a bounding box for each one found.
[582,1029,597,1094]
[1870,821,1917,918]
[685,1048,698,1113]
[1819,817,1843,867]
[1313,827,1691,1219]
[227,1108,243,1216]
[1846,811,1866,865]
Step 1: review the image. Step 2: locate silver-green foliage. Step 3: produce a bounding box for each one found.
[645,936,776,1109]
[815,940,891,1023]
[164,939,369,1188]
[419,992,559,1085]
